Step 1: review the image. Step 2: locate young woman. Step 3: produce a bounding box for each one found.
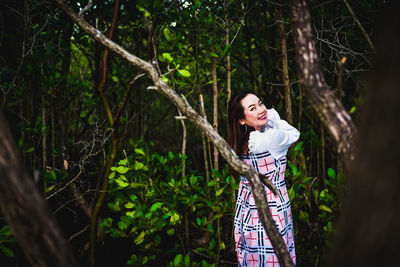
[228,90,299,266]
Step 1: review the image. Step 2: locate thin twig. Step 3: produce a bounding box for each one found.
[78,0,93,17]
[343,0,375,52]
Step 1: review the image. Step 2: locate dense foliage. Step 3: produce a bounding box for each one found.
[0,0,384,266]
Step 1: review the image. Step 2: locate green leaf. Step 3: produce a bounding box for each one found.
[50,169,56,179]
[136,5,146,12]
[167,228,175,236]
[288,186,295,202]
[294,141,303,152]
[129,254,138,264]
[118,175,128,182]
[190,175,198,185]
[134,161,145,170]
[115,166,129,174]
[0,245,15,258]
[196,217,201,225]
[173,254,183,266]
[0,225,12,236]
[118,221,128,231]
[162,52,173,62]
[126,211,135,218]
[118,159,128,166]
[111,76,119,82]
[184,254,190,267]
[124,202,135,209]
[170,212,180,223]
[129,182,147,188]
[25,147,34,153]
[327,168,336,178]
[45,185,55,193]
[18,138,23,148]
[288,162,297,176]
[299,210,309,223]
[223,43,232,56]
[107,202,121,212]
[168,178,176,187]
[134,231,145,245]
[163,28,172,41]
[115,179,129,188]
[150,202,163,212]
[210,52,219,58]
[142,256,148,264]
[319,204,333,213]
[161,75,169,83]
[349,106,356,114]
[208,180,217,187]
[319,188,328,198]
[100,217,113,228]
[109,172,116,180]
[135,148,145,155]
[177,69,191,77]
[215,187,225,197]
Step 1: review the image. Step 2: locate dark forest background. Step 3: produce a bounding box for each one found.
[0,0,388,266]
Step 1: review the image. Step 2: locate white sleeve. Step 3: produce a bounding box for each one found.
[248,108,300,158]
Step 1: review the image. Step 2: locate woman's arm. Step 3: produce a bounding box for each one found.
[248,108,300,158]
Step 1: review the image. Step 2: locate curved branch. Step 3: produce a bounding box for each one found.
[289,0,357,167]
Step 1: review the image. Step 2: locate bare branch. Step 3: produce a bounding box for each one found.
[78,0,93,17]
[343,0,375,52]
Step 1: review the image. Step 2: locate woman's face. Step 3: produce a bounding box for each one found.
[239,94,268,131]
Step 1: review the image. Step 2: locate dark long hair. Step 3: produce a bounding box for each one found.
[228,90,255,156]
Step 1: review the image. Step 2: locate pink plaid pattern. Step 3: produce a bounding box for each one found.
[234,151,296,266]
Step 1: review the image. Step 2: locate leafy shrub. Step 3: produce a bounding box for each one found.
[100,139,237,265]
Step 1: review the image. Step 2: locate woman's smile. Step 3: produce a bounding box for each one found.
[258,113,267,121]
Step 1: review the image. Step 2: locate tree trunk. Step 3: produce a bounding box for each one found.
[224,0,232,123]
[212,46,219,171]
[0,112,78,267]
[289,0,357,167]
[278,7,293,125]
[89,1,121,265]
[329,2,400,266]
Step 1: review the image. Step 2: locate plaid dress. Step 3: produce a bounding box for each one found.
[234,151,296,266]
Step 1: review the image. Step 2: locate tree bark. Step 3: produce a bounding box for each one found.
[212,45,219,171]
[0,112,78,267]
[278,7,293,125]
[329,2,400,266]
[289,0,357,167]
[224,0,232,124]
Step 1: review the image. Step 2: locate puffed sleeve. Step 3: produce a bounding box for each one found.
[248,108,300,159]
